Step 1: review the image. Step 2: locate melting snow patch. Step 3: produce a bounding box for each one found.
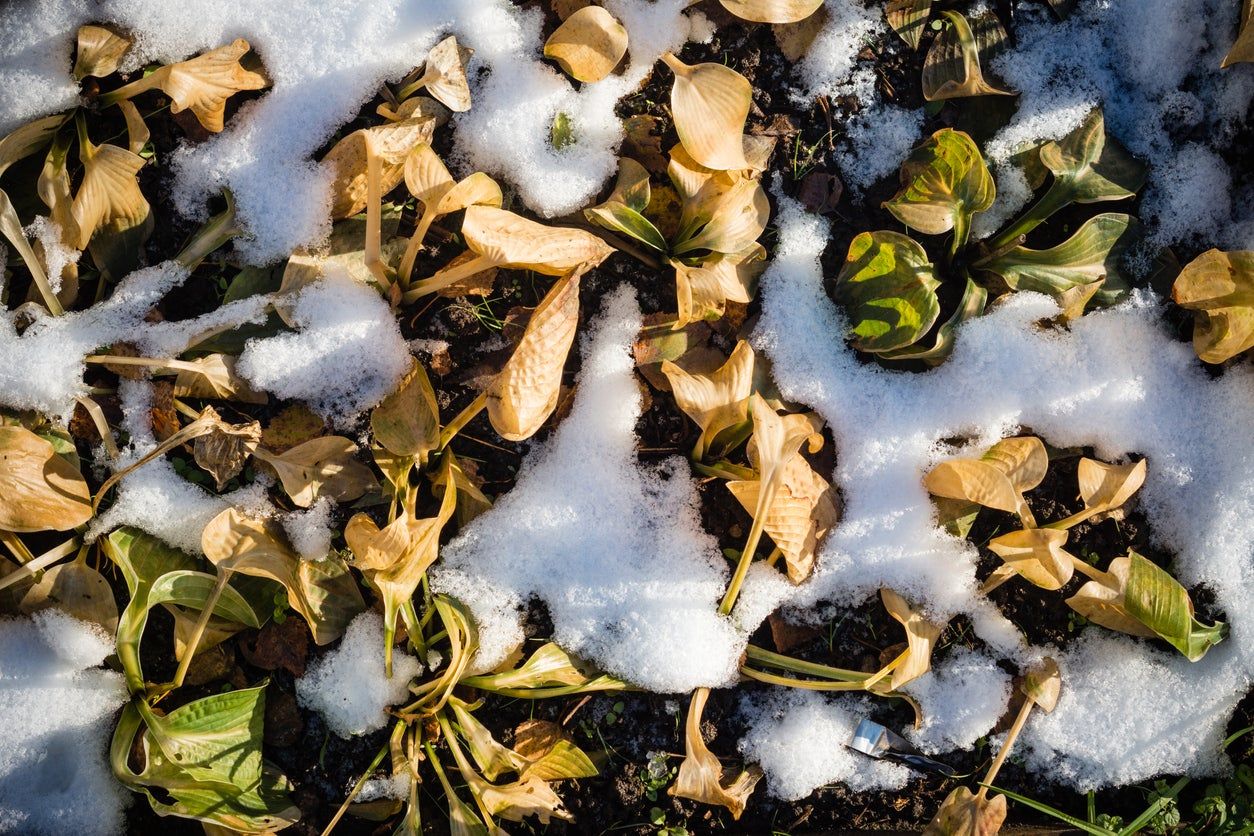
[0,610,129,836]
[296,611,422,738]
[903,647,1012,755]
[432,286,742,693]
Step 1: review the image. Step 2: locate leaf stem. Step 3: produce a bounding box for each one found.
[439,389,489,449]
[976,694,1034,801]
[167,567,233,692]
[320,739,390,836]
[401,254,495,303]
[743,644,870,682]
[0,538,78,592]
[985,183,1070,252]
[719,483,777,616]
[175,190,242,269]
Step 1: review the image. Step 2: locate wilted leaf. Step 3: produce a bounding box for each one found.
[400,36,473,112]
[987,528,1075,591]
[324,114,442,219]
[483,273,581,441]
[886,0,933,49]
[925,436,1044,527]
[74,24,132,79]
[884,129,994,237]
[727,448,838,584]
[584,158,667,252]
[772,7,829,61]
[1021,656,1060,712]
[663,339,755,460]
[345,469,456,674]
[71,123,150,250]
[673,244,766,327]
[978,213,1137,306]
[371,360,440,460]
[1171,248,1254,363]
[544,6,629,83]
[431,450,493,527]
[19,558,119,633]
[661,53,752,171]
[1066,457,1146,526]
[452,701,529,781]
[253,436,375,508]
[101,39,268,132]
[117,100,150,155]
[923,786,1007,836]
[1223,0,1254,66]
[173,354,268,403]
[719,0,824,23]
[0,114,66,177]
[192,415,261,490]
[835,231,941,353]
[400,144,502,280]
[203,508,364,645]
[669,688,761,819]
[922,11,1013,100]
[880,588,944,689]
[668,145,770,256]
[0,426,92,532]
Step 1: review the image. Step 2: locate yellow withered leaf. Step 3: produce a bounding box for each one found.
[1021,656,1061,712]
[20,558,119,634]
[1074,457,1146,521]
[173,354,268,404]
[371,359,440,461]
[987,528,1075,591]
[324,114,443,219]
[101,39,268,132]
[662,339,755,460]
[253,436,376,508]
[669,688,762,819]
[1223,0,1254,67]
[74,24,132,80]
[202,508,364,645]
[661,53,752,171]
[924,458,1020,514]
[1065,556,1156,639]
[411,205,612,298]
[886,0,933,50]
[0,426,92,532]
[544,6,629,83]
[0,114,66,178]
[880,588,945,690]
[727,449,838,584]
[921,11,1013,100]
[719,0,824,23]
[399,144,502,280]
[673,244,766,327]
[70,130,149,250]
[487,274,581,441]
[399,36,474,112]
[1171,249,1254,363]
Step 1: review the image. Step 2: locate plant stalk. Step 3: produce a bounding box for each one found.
[439,389,489,449]
[175,191,242,269]
[401,254,495,303]
[977,694,1034,801]
[985,183,1070,252]
[168,567,233,691]
[719,482,778,616]
[320,740,390,836]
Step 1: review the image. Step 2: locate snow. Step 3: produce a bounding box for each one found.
[747,191,1254,790]
[738,689,910,801]
[431,286,744,693]
[282,497,335,561]
[0,610,129,836]
[25,217,80,296]
[903,647,1011,755]
[236,265,411,425]
[295,611,422,738]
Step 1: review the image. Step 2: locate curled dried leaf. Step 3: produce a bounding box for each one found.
[487,273,581,441]
[925,436,1044,527]
[663,339,755,460]
[324,115,442,219]
[1223,0,1254,66]
[544,6,629,83]
[719,0,824,23]
[880,588,945,689]
[669,688,762,819]
[253,436,376,508]
[923,786,1007,836]
[661,53,752,171]
[673,244,766,327]
[192,413,262,490]
[1171,248,1254,363]
[173,354,268,404]
[101,39,268,132]
[20,558,119,633]
[400,36,473,112]
[987,528,1075,591]
[886,0,933,50]
[0,426,92,532]
[399,144,502,279]
[71,124,150,250]
[921,11,1013,100]
[371,360,440,460]
[74,24,133,80]
[1021,656,1060,712]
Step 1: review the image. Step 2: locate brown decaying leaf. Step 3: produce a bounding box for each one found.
[718,0,824,23]
[669,687,762,819]
[987,528,1075,591]
[923,786,1007,836]
[253,436,376,508]
[0,426,92,532]
[544,6,629,83]
[880,588,945,690]
[74,24,133,80]
[1171,249,1254,363]
[102,39,268,132]
[401,36,474,112]
[663,339,755,460]
[192,415,262,491]
[71,129,149,250]
[173,354,268,404]
[886,0,933,50]
[673,244,766,327]
[323,112,443,219]
[371,360,440,460]
[661,53,752,171]
[487,273,581,441]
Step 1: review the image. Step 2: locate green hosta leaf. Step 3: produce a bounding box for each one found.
[551,111,574,149]
[584,158,667,251]
[1039,109,1145,205]
[836,230,941,353]
[885,0,933,50]
[1171,248,1254,363]
[978,213,1138,305]
[1124,552,1227,662]
[880,274,987,364]
[921,11,1013,100]
[112,685,300,833]
[884,129,994,239]
[522,739,599,781]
